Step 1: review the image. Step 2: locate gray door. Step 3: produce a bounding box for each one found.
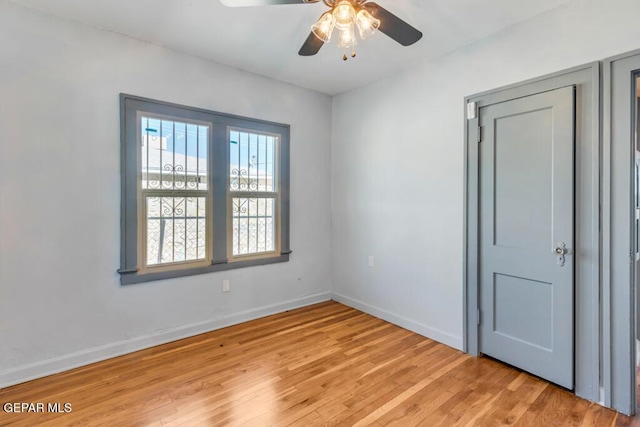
[478,86,575,389]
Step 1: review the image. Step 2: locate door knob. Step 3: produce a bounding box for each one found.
[553,246,566,255]
[553,243,567,266]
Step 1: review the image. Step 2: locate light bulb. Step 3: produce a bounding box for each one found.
[333,1,355,28]
[311,12,336,43]
[355,9,380,39]
[336,23,357,49]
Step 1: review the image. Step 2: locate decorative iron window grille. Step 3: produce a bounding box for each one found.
[119,95,291,285]
[229,129,278,257]
[141,116,210,267]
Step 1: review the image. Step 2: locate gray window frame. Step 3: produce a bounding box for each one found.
[118,94,291,285]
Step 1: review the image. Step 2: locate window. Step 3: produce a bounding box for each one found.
[119,95,290,284]
[229,128,279,258]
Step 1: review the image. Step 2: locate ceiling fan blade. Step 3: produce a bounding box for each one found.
[298,32,324,56]
[220,0,319,6]
[364,2,422,46]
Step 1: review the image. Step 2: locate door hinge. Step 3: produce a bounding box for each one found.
[477,126,482,143]
[477,308,481,325]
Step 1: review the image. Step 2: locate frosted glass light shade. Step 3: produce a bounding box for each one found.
[337,23,357,49]
[311,12,337,42]
[333,1,355,28]
[355,9,380,39]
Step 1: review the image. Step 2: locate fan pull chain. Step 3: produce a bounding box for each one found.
[342,50,357,61]
[342,45,357,61]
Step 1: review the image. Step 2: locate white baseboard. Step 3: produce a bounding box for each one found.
[0,292,332,389]
[331,292,463,350]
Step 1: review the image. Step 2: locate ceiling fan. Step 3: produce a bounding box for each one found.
[222,0,423,60]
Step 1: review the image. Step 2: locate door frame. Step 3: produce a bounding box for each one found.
[602,49,640,415]
[463,63,600,404]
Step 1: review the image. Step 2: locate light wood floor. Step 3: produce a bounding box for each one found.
[0,301,637,426]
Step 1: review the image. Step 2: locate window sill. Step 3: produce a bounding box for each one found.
[118,253,290,285]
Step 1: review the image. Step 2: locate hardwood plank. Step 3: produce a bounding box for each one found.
[0,301,629,426]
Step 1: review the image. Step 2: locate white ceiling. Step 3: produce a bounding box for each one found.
[11,0,572,95]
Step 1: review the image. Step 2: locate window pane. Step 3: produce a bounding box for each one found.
[229,129,276,192]
[141,117,208,190]
[232,197,275,256]
[146,196,207,266]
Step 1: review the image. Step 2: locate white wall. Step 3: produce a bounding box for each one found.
[331,0,640,350]
[0,2,333,386]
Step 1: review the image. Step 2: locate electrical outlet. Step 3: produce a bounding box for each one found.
[368,255,374,267]
[222,279,230,293]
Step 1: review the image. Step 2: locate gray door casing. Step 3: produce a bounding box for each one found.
[602,49,640,415]
[464,63,600,404]
[478,87,575,389]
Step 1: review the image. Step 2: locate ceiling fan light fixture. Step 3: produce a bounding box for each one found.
[296,0,422,59]
[355,8,380,39]
[311,11,337,42]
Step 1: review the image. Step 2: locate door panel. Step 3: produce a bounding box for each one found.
[479,86,575,389]
[493,273,553,350]
[494,109,552,251]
